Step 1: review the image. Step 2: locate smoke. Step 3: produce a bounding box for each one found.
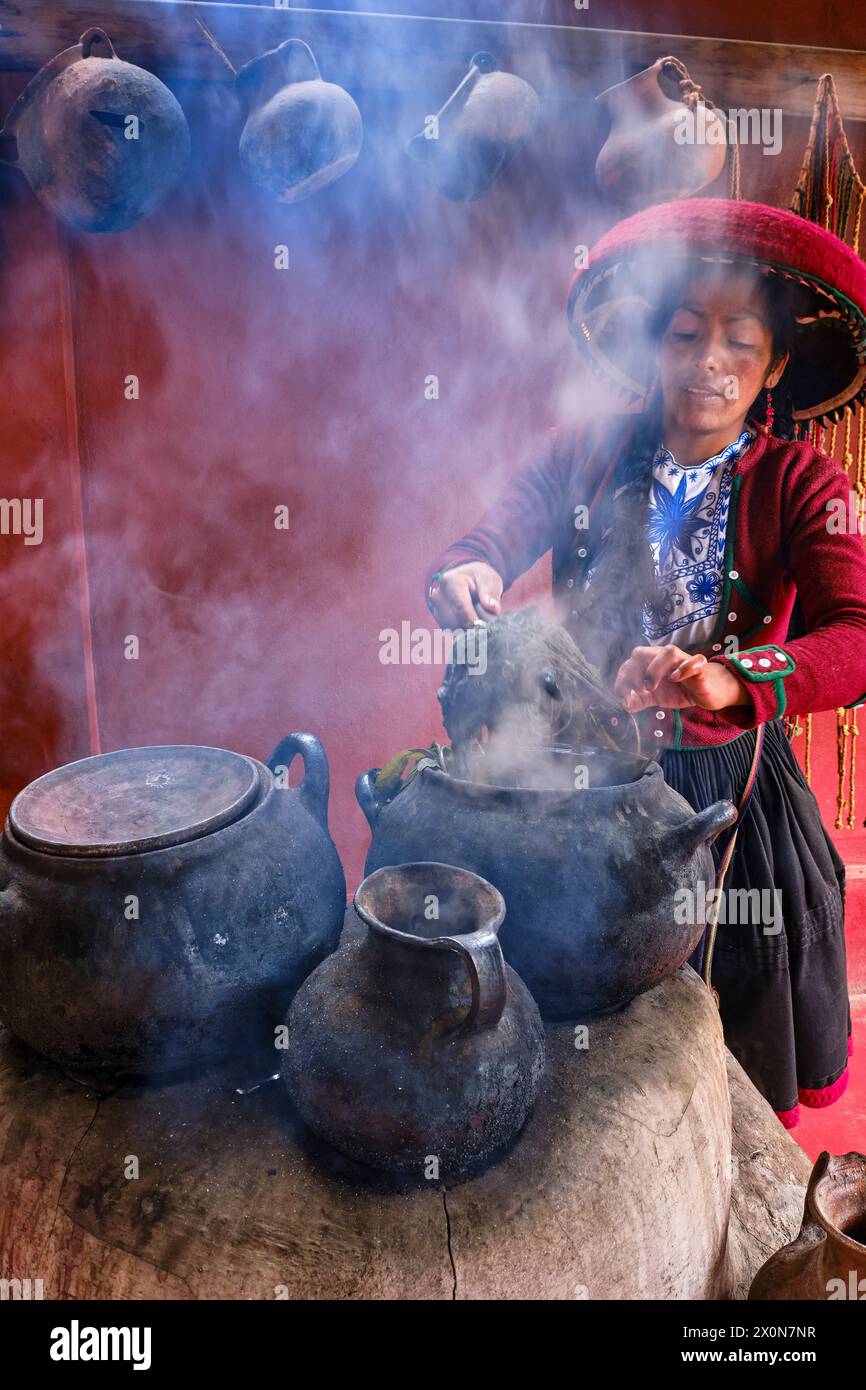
[0,5,641,879]
[2,2,820,881]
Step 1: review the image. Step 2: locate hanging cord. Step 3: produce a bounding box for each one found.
[835,706,858,829]
[194,15,238,75]
[848,711,859,828]
[660,56,741,201]
[835,708,847,829]
[726,138,742,202]
[790,77,865,816]
[701,722,766,1000]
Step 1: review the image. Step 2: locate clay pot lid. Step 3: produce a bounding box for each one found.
[8,745,263,857]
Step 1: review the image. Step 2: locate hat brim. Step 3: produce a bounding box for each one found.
[568,200,866,423]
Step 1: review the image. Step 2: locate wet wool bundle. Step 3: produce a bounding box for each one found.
[437,609,636,789]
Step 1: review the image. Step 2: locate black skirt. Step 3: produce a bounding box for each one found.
[661,719,852,1125]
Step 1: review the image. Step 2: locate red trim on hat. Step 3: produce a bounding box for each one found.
[566,199,866,420]
[568,199,866,320]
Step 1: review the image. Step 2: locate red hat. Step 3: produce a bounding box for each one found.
[567,198,866,423]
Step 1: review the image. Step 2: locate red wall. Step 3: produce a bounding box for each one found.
[2,43,866,923]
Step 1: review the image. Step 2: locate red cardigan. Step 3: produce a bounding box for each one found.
[425,417,866,750]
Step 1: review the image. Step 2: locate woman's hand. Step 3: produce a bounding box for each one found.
[614,645,749,712]
[427,562,503,628]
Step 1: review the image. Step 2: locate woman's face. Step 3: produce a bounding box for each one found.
[657,268,788,437]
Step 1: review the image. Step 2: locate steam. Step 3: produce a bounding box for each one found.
[0,6,776,887]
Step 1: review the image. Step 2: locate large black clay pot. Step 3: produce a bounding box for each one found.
[282,861,545,1181]
[0,735,345,1076]
[356,752,736,1019]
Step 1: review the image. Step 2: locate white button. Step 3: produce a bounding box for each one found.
[763,615,772,624]
[566,578,574,588]
[728,612,737,622]
[653,729,664,738]
[572,610,578,618]
[758,658,771,668]
[728,569,739,579]
[740,657,753,668]
[712,643,722,651]
[577,548,587,558]
[775,651,786,663]
[655,710,666,720]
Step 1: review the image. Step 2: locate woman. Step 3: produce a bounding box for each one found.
[425,199,866,1128]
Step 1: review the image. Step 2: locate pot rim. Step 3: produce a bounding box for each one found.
[354,860,505,943]
[7,744,272,859]
[415,752,661,803]
[808,1150,866,1257]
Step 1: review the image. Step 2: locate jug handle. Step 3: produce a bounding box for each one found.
[275,38,321,85]
[355,769,380,829]
[80,28,118,60]
[266,733,330,830]
[434,50,495,124]
[439,927,507,1031]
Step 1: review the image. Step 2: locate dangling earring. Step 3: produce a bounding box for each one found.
[764,388,775,436]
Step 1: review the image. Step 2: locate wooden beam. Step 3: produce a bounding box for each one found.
[1,1,865,120]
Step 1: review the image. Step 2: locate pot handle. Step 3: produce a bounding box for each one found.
[266,733,330,830]
[664,798,738,861]
[80,28,118,60]
[440,927,507,1031]
[355,769,380,829]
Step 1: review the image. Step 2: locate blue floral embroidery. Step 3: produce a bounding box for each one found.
[645,588,679,629]
[643,428,753,644]
[686,571,721,603]
[646,474,707,570]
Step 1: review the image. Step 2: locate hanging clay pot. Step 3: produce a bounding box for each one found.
[749,1151,866,1300]
[235,38,362,204]
[594,57,728,212]
[0,28,190,233]
[406,51,540,202]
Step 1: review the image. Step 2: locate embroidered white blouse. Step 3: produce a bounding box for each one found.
[642,427,755,649]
